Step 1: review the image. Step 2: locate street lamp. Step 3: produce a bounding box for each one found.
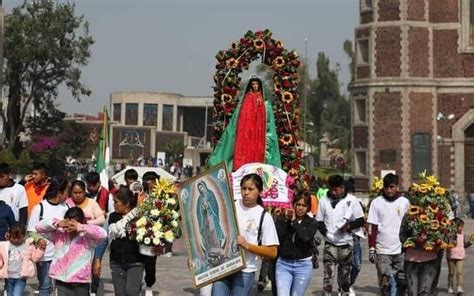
[437,112,455,186]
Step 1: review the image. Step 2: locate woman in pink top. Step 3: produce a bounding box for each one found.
[36,207,106,296]
[446,218,472,294]
[68,181,105,226]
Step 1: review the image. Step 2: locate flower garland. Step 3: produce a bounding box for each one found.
[212,29,308,189]
[127,178,180,247]
[403,172,457,252]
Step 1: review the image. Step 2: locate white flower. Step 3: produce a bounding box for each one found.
[171,220,178,228]
[136,217,147,227]
[164,230,174,242]
[153,237,162,245]
[150,209,160,217]
[166,198,177,205]
[152,222,162,232]
[171,210,179,219]
[136,235,143,242]
[144,237,151,245]
[154,231,163,239]
[137,228,146,236]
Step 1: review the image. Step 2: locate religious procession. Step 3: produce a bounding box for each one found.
[2,1,474,296]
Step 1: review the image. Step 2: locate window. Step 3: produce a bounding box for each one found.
[461,0,474,51]
[354,98,367,124]
[113,103,121,122]
[357,39,369,65]
[143,104,158,126]
[412,133,431,177]
[125,103,138,125]
[162,104,174,131]
[354,150,367,176]
[360,0,373,11]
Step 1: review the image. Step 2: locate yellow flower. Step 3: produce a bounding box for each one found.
[424,243,435,252]
[441,217,451,226]
[164,230,175,242]
[153,178,175,197]
[440,243,449,250]
[411,183,420,192]
[153,237,162,246]
[419,184,429,194]
[136,217,147,228]
[425,175,439,187]
[221,93,233,103]
[430,220,440,230]
[273,56,285,68]
[273,82,282,93]
[225,58,239,69]
[434,187,445,196]
[150,209,160,217]
[403,240,415,249]
[408,206,420,216]
[152,221,162,232]
[280,134,294,145]
[281,92,294,104]
[428,204,439,214]
[253,38,265,50]
[420,214,428,223]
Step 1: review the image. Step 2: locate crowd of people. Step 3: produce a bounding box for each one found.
[0,158,471,296]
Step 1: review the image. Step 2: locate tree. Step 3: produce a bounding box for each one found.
[343,39,355,85]
[164,140,186,160]
[2,1,94,154]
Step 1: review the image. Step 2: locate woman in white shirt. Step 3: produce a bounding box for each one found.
[212,173,279,296]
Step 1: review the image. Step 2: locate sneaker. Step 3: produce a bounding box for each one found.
[257,280,267,292]
[90,293,97,296]
[349,286,356,296]
[457,286,463,294]
[448,286,454,293]
[162,252,172,257]
[145,288,153,296]
[34,291,39,295]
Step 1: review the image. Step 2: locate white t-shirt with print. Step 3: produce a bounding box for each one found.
[234,200,279,273]
[27,200,69,261]
[367,195,410,255]
[316,193,364,246]
[0,183,28,221]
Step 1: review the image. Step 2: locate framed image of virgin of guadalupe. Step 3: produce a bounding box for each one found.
[178,162,245,288]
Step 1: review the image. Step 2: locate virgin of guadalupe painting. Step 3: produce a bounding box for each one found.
[178,163,245,288]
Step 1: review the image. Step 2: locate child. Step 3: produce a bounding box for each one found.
[446,218,472,294]
[0,223,44,296]
[36,207,107,296]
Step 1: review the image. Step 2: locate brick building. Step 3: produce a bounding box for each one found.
[351,0,474,198]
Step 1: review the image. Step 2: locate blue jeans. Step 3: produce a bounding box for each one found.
[212,271,255,296]
[389,275,397,296]
[36,260,52,296]
[350,236,362,286]
[6,278,26,296]
[275,257,313,296]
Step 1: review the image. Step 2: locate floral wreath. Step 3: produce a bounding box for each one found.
[212,29,308,189]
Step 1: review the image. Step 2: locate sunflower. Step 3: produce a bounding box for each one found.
[273,56,285,68]
[226,58,239,69]
[428,204,439,214]
[423,243,435,252]
[281,92,294,104]
[420,214,429,223]
[440,242,449,250]
[403,239,415,249]
[434,186,445,196]
[221,93,233,103]
[430,220,440,230]
[419,184,429,194]
[281,134,294,145]
[273,82,282,93]
[275,40,284,48]
[253,38,265,50]
[289,168,298,177]
[408,205,420,216]
[441,217,451,226]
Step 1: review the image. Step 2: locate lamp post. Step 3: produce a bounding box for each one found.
[437,112,455,187]
[303,38,308,160]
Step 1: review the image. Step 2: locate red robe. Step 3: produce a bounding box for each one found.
[233,91,266,171]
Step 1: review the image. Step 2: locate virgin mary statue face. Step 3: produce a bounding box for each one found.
[251,81,260,92]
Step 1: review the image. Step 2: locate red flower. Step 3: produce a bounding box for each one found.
[282,80,292,88]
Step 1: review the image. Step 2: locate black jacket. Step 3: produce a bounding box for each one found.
[109,212,144,264]
[276,215,318,260]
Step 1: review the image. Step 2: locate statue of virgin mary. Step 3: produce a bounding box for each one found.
[208,75,281,171]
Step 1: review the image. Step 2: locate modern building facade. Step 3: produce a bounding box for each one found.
[110,92,213,167]
[351,0,474,198]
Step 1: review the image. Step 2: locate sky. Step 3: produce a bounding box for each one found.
[5,0,359,115]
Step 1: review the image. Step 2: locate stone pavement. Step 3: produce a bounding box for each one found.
[20,219,474,295]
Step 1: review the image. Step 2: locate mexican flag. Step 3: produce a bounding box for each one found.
[96,106,110,190]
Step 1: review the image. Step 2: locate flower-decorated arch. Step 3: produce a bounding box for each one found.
[212,29,308,188]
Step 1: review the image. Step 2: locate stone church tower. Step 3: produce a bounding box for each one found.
[351,0,474,198]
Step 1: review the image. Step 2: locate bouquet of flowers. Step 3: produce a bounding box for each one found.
[369,176,383,199]
[402,172,457,252]
[127,178,180,255]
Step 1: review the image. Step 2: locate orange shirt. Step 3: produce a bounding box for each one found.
[310,194,319,216]
[25,181,49,217]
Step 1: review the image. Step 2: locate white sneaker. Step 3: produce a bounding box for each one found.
[349,286,356,296]
[90,293,97,296]
[457,286,464,294]
[145,288,153,296]
[162,252,172,257]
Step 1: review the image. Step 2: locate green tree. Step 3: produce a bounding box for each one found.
[165,140,186,160]
[343,39,355,85]
[2,1,94,154]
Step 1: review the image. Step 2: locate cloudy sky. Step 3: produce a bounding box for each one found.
[5,0,359,114]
